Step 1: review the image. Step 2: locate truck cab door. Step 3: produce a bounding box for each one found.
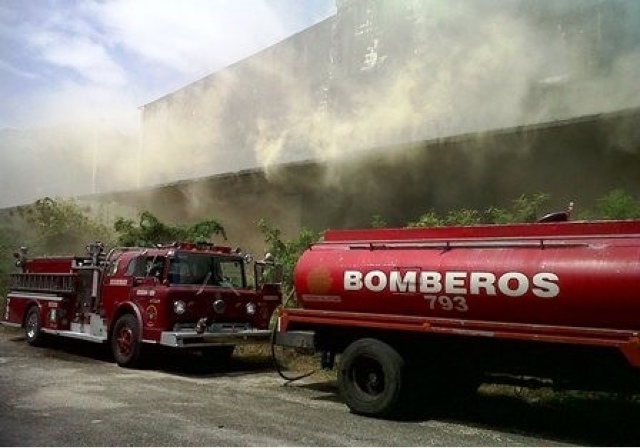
[129,256,167,331]
[128,255,165,297]
[100,258,133,318]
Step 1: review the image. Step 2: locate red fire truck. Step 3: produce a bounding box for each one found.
[3,241,281,367]
[275,218,640,417]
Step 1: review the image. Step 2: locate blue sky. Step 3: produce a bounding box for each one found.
[0,0,336,131]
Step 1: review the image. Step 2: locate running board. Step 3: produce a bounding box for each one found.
[41,328,107,343]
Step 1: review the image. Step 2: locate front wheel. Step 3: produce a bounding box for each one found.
[338,338,405,418]
[111,314,143,368]
[25,306,45,346]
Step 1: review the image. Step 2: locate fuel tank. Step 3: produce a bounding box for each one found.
[293,220,640,331]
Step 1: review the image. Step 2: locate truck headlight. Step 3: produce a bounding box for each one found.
[213,299,226,314]
[246,302,257,316]
[173,300,186,315]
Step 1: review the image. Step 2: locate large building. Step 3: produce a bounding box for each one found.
[99,0,640,252]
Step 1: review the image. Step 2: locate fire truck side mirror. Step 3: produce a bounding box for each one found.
[254,260,283,286]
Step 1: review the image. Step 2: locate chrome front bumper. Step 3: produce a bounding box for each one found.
[159,328,273,348]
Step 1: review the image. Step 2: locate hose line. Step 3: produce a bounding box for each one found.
[270,325,316,384]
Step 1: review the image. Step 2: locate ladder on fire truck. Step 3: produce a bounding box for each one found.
[10,273,76,294]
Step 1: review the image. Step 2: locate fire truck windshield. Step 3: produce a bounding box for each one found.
[168,253,245,288]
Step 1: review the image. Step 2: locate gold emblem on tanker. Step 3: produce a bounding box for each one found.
[307,266,333,294]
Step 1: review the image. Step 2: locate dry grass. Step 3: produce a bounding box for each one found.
[235,343,337,381]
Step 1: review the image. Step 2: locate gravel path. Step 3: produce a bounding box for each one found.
[0,326,624,446]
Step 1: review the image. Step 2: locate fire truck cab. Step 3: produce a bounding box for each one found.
[3,241,282,367]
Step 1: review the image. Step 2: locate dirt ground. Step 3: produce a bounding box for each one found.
[1,326,639,446]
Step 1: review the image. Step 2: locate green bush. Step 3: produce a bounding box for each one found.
[594,189,640,220]
[409,192,553,227]
[258,219,321,306]
[408,211,444,227]
[370,214,388,228]
[15,197,113,254]
[114,211,227,246]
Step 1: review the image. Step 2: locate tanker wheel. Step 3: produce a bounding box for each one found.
[111,314,143,368]
[25,306,45,346]
[201,345,235,365]
[338,338,405,418]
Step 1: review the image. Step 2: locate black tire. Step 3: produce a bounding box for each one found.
[25,306,44,346]
[111,314,143,368]
[338,338,405,418]
[201,345,235,364]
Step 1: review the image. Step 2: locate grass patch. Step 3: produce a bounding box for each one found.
[236,343,336,380]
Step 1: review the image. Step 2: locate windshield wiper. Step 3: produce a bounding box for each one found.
[196,271,212,295]
[145,254,158,277]
[225,281,241,297]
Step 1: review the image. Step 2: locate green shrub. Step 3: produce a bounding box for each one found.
[258,219,321,306]
[114,211,226,246]
[594,189,640,220]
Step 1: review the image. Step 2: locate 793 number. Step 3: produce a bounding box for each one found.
[424,294,469,312]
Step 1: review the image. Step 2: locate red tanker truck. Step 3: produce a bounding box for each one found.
[3,241,281,367]
[274,218,640,417]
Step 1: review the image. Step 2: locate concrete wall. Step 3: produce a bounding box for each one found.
[138,0,640,181]
[300,108,640,229]
[100,107,640,256]
[326,0,640,148]
[94,0,640,252]
[139,18,334,186]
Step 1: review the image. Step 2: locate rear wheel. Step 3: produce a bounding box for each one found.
[338,338,405,418]
[111,314,143,368]
[25,306,44,346]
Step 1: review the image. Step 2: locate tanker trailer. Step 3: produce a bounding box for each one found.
[274,219,640,417]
